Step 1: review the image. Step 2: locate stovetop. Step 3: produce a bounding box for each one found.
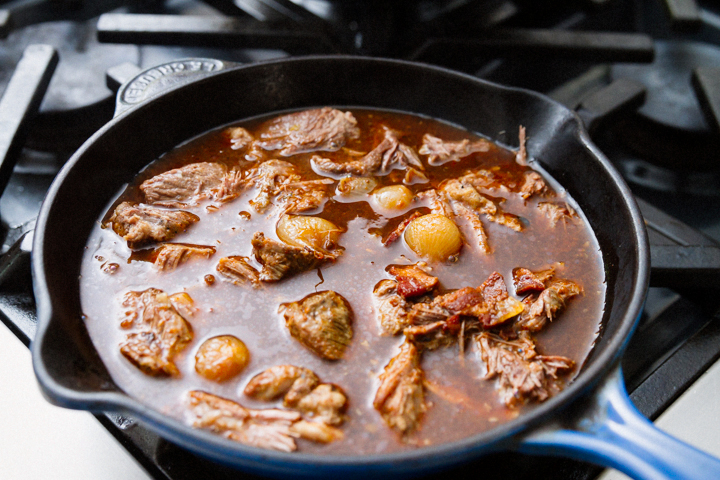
[0,1,719,479]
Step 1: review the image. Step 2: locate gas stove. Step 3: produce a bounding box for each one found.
[0,1,719,479]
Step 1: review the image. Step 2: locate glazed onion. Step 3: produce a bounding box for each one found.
[372,185,414,210]
[195,335,250,382]
[404,214,462,260]
[277,214,342,252]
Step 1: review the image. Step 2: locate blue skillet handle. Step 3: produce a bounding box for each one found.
[518,366,720,479]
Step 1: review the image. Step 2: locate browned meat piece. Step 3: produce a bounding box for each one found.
[187,390,300,452]
[109,202,199,248]
[404,167,429,185]
[387,264,439,299]
[419,133,492,166]
[245,160,300,213]
[519,171,548,199]
[153,244,215,270]
[256,107,360,156]
[516,126,528,166]
[244,365,347,425]
[476,332,574,407]
[383,211,423,246]
[404,319,460,351]
[441,178,522,233]
[118,288,193,376]
[276,179,333,214]
[538,202,578,226]
[214,169,246,204]
[224,126,254,150]
[295,383,348,425]
[312,127,422,177]
[216,256,261,286]
[449,201,490,254]
[428,272,523,328]
[244,365,320,403]
[512,266,555,295]
[251,232,331,282]
[290,420,344,444]
[373,340,425,435]
[417,189,454,217]
[407,302,452,325]
[279,291,353,360]
[140,162,227,207]
[517,278,583,332]
[372,279,411,336]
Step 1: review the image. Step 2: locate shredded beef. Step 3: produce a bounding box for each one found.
[387,264,439,299]
[419,133,492,166]
[418,188,454,218]
[140,162,227,207]
[153,244,215,270]
[118,288,193,376]
[187,390,300,452]
[538,202,578,226]
[251,232,331,282]
[372,279,412,336]
[519,170,548,199]
[512,266,555,295]
[476,332,574,407]
[312,127,422,177]
[404,318,461,351]
[245,160,299,213]
[517,278,583,332]
[224,126,254,151]
[109,202,199,248]
[216,256,261,286]
[255,107,360,156]
[294,383,348,426]
[280,291,353,360]
[276,179,333,214]
[449,201,490,254]
[373,340,425,435]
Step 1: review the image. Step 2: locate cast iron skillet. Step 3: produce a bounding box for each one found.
[30,56,720,479]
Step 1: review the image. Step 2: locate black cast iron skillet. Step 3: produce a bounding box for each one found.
[30,56,720,479]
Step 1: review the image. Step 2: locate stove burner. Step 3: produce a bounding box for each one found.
[612,40,720,133]
[0,20,138,151]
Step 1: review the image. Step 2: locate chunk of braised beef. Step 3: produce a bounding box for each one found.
[216,256,261,287]
[519,170,548,199]
[372,279,411,336]
[538,202,578,227]
[386,264,439,299]
[512,266,555,295]
[140,162,227,207]
[244,365,320,403]
[223,126,254,150]
[517,278,583,332]
[251,232,328,282]
[276,179,333,215]
[244,365,347,426]
[118,288,193,376]
[279,291,353,360]
[404,319,460,351]
[382,211,423,246]
[109,202,199,248]
[476,332,574,407]
[417,188,454,218]
[419,133,491,166]
[246,160,300,213]
[153,244,215,270]
[187,390,300,452]
[373,340,425,435]
[312,127,422,177]
[294,383,348,426]
[256,107,360,156]
[290,420,344,444]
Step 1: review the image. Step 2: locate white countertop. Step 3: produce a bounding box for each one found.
[2,318,719,480]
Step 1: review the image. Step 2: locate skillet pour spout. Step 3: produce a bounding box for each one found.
[29,55,720,479]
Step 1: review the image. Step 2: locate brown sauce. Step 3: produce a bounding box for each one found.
[80,108,605,455]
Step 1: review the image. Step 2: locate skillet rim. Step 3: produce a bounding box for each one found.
[30,55,650,472]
